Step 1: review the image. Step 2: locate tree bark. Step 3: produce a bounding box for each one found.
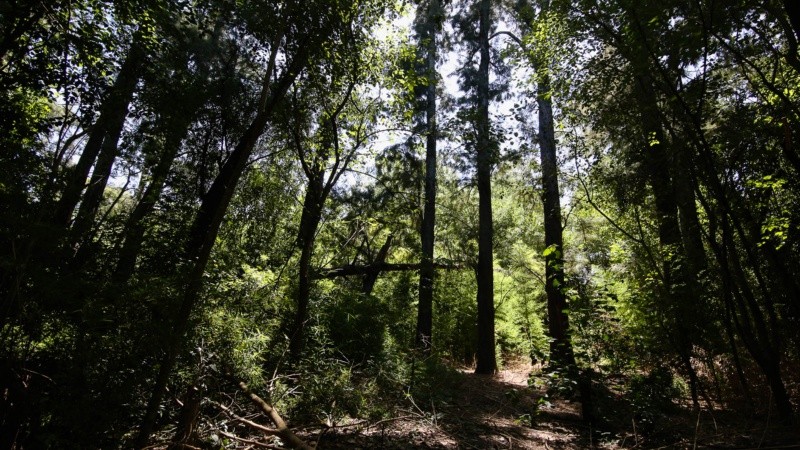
[113,98,203,283]
[53,42,144,230]
[289,173,324,360]
[363,234,392,295]
[783,0,800,44]
[134,40,308,448]
[474,0,496,375]
[238,382,312,450]
[68,103,128,262]
[416,0,439,354]
[537,73,575,369]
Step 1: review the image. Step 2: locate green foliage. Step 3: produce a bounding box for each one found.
[433,269,478,363]
[320,290,388,364]
[407,357,464,407]
[626,367,684,426]
[3,0,800,446]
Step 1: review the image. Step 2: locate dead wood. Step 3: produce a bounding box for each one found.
[312,262,464,279]
[238,381,312,450]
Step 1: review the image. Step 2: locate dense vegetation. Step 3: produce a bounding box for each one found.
[1,0,798,447]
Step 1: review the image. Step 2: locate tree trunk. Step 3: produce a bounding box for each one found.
[113,100,202,283]
[537,74,575,369]
[783,0,800,44]
[168,384,202,448]
[721,218,794,423]
[474,0,496,375]
[69,105,128,261]
[134,42,308,447]
[289,174,324,360]
[634,74,702,407]
[363,234,392,296]
[416,0,439,354]
[53,42,144,230]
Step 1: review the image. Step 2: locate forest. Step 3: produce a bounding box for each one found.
[1,0,799,448]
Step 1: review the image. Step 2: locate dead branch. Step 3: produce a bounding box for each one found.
[215,401,280,436]
[218,430,286,449]
[238,382,312,450]
[312,262,465,280]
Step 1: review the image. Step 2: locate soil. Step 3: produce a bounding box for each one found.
[300,361,800,450]
[187,360,800,449]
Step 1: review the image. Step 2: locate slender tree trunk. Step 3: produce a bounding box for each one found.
[672,142,706,272]
[474,0,496,375]
[113,103,202,283]
[721,218,794,423]
[289,174,324,360]
[69,105,128,262]
[634,74,702,407]
[53,42,144,229]
[416,0,439,354]
[537,74,575,369]
[363,234,392,296]
[134,42,308,447]
[113,146,179,282]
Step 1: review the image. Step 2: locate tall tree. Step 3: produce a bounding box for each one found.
[133,0,353,440]
[474,0,497,374]
[415,0,442,353]
[523,0,577,370]
[286,63,377,359]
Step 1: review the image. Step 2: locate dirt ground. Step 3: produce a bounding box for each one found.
[298,362,800,450]
[189,360,799,450]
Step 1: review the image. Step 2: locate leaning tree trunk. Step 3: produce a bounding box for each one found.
[134,42,308,447]
[53,41,144,230]
[68,104,128,264]
[474,0,496,375]
[363,234,393,296]
[113,95,204,283]
[416,0,439,354]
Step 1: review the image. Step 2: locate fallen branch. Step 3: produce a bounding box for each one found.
[238,382,312,450]
[216,401,280,436]
[312,262,465,280]
[218,430,285,449]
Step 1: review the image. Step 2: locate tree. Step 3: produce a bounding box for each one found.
[474,0,497,374]
[286,59,380,359]
[134,0,378,442]
[518,0,577,370]
[414,0,443,354]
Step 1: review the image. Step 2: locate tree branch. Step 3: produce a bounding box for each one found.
[312,262,465,280]
[238,382,311,450]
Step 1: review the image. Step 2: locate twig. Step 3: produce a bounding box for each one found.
[362,414,418,430]
[694,409,701,450]
[215,401,280,436]
[218,430,285,449]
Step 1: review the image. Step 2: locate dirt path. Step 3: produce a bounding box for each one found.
[310,362,603,449]
[200,361,799,449]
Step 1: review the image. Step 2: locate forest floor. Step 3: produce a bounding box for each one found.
[296,360,800,450]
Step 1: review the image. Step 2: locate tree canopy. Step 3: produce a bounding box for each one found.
[1,0,798,448]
